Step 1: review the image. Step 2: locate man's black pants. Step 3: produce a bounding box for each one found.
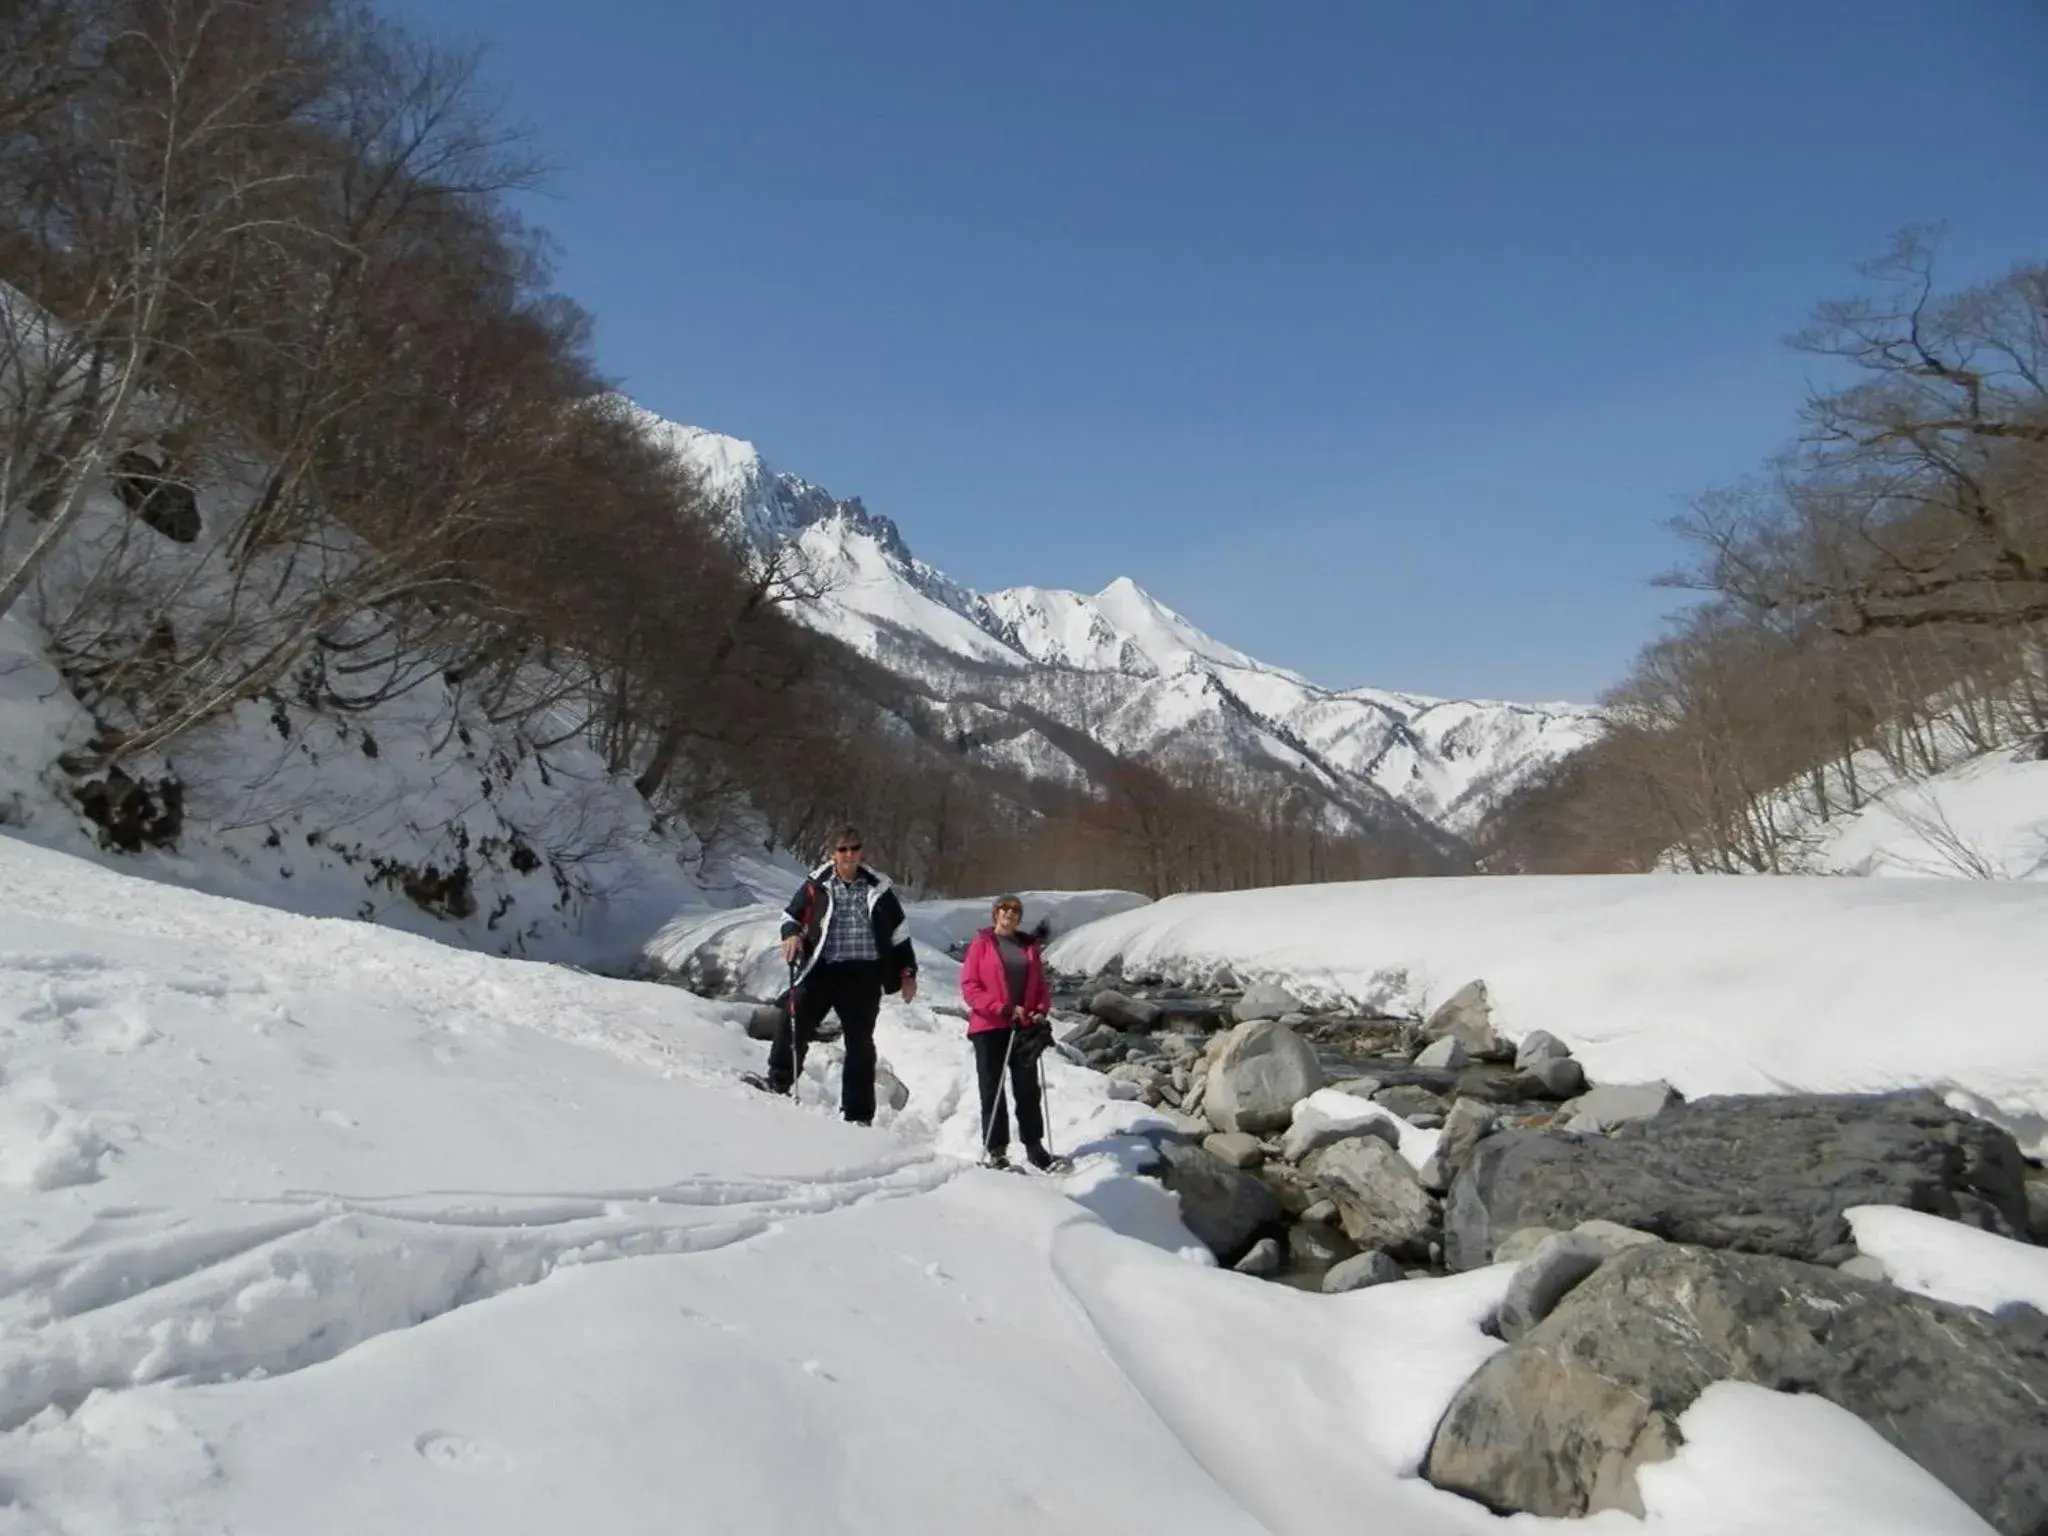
[972,1027,1044,1155]
[768,960,882,1123]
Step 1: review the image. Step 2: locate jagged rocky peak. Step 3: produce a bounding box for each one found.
[623,407,913,561]
[636,402,1603,837]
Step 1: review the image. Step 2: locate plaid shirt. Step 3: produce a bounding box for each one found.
[818,874,881,965]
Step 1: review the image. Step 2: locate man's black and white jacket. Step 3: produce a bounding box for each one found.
[779,864,917,994]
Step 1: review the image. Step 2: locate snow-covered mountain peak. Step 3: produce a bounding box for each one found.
[623,402,915,563]
[641,407,1603,840]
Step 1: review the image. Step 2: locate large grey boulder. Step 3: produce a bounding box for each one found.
[1562,1080,1677,1134]
[2027,1178,2048,1244]
[1424,1242,2048,1533]
[1304,1136,1437,1260]
[744,1005,787,1042]
[1445,1092,2030,1271]
[1088,990,1163,1030]
[1232,980,1304,1023]
[1155,1140,1282,1266]
[1203,1019,1323,1135]
[1424,979,1506,1059]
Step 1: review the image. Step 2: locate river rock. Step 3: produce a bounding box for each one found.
[1524,1057,1586,1099]
[1838,1253,1890,1282]
[1155,1140,1282,1266]
[1414,1037,1468,1071]
[1424,979,1505,1058]
[1322,1250,1405,1293]
[1233,981,1304,1023]
[1302,1199,1338,1225]
[1061,1018,1118,1055]
[1304,1136,1437,1260]
[1562,1081,1677,1134]
[1424,1243,2048,1533]
[1203,1131,1265,1170]
[1373,1083,1447,1120]
[1203,1019,1323,1135]
[1420,1097,1500,1194]
[2026,1179,2048,1243]
[744,1005,786,1042]
[1108,1062,1167,1104]
[1089,990,1163,1030]
[1571,1218,1663,1254]
[1142,1110,1211,1144]
[1493,1226,1562,1264]
[1513,1030,1573,1070]
[1233,1237,1284,1276]
[1279,1092,1400,1164]
[1445,1092,2031,1271]
[1289,1220,1358,1270]
[1495,1231,1609,1341]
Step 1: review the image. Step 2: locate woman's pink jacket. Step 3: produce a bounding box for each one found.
[958,927,1053,1036]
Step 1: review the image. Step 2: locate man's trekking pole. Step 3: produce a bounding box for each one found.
[784,956,802,1095]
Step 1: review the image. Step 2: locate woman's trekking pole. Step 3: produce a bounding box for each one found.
[1037,1048,1055,1160]
[980,1026,1018,1163]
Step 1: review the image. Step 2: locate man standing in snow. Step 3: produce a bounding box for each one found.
[765,826,918,1124]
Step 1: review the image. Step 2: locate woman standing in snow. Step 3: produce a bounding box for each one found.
[958,896,1065,1171]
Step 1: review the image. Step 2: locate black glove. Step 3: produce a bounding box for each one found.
[1013,1017,1055,1066]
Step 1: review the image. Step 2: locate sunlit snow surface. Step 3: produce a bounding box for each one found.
[0,835,2010,1533]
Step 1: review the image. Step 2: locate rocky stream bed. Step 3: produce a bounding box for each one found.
[1046,964,2048,1533]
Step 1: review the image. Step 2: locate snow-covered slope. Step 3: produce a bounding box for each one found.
[1807,740,2048,879]
[653,416,1601,839]
[0,598,780,972]
[0,832,2009,1535]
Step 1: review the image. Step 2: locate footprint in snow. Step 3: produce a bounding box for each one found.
[413,1432,512,1472]
[677,1306,742,1337]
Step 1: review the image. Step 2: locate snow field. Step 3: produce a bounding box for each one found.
[0,833,2034,1533]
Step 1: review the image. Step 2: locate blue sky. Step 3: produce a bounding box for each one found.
[387,0,2044,701]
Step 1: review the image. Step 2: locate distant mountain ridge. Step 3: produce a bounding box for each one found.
[633,408,1602,843]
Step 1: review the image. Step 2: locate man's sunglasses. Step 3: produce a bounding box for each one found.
[834,844,862,853]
